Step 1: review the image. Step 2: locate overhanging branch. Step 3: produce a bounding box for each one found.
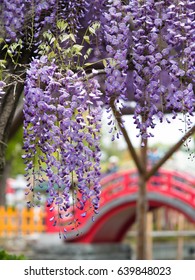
[110,101,145,175]
[145,124,195,180]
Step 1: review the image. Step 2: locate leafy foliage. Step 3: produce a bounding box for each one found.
[0,250,25,260]
[5,127,25,177]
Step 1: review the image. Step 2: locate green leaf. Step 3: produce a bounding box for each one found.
[54,41,61,51]
[84,62,93,66]
[50,37,56,44]
[91,21,101,31]
[71,44,84,56]
[84,48,93,60]
[2,44,8,50]
[0,38,5,44]
[73,44,84,52]
[7,49,13,57]
[89,22,101,35]
[57,20,68,31]
[103,59,107,68]
[0,61,7,69]
[83,35,90,44]
[18,39,23,46]
[69,33,76,43]
[89,27,96,35]
[86,48,93,56]
[48,51,56,59]
[59,34,70,42]
[43,32,53,42]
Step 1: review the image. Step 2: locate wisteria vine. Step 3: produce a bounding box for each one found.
[0,0,194,234]
[23,56,102,230]
[103,0,131,140]
[130,0,195,141]
[1,0,90,42]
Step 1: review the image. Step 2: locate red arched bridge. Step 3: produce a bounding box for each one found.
[46,169,195,243]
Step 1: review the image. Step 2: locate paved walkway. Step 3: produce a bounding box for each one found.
[0,233,132,260]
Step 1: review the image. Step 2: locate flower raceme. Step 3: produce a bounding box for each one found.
[23,56,102,231]
[103,0,131,140]
[1,0,89,42]
[2,0,194,137]
[129,0,195,141]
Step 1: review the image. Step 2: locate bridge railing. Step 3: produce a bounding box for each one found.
[45,169,195,233]
[148,170,195,206]
[101,169,195,208]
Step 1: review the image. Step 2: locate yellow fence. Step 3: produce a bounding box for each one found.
[0,206,46,236]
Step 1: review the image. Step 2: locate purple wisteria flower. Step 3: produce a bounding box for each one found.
[130,0,195,141]
[1,0,90,42]
[23,56,103,228]
[2,0,27,41]
[103,0,131,139]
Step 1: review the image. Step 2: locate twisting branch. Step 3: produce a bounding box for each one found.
[0,140,7,147]
[110,101,145,175]
[145,124,195,180]
[81,68,106,80]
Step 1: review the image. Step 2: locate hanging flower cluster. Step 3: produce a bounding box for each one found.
[2,0,27,41]
[34,0,90,37]
[130,0,195,141]
[103,0,130,102]
[164,1,195,120]
[93,0,106,20]
[23,56,102,227]
[103,0,131,139]
[1,0,90,42]
[57,0,90,31]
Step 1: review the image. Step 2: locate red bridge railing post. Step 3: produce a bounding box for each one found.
[166,172,172,191]
[124,173,130,190]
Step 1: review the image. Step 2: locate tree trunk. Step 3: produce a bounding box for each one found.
[0,50,31,205]
[0,161,11,206]
[0,142,6,205]
[136,132,148,259]
[0,83,24,205]
[136,174,148,259]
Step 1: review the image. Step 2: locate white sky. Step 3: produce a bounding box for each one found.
[102,111,195,150]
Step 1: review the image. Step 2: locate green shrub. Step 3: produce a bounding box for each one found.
[0,250,26,260]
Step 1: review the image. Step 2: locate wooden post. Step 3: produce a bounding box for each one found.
[156,208,163,231]
[136,175,147,259]
[136,131,148,259]
[146,212,153,260]
[177,214,184,260]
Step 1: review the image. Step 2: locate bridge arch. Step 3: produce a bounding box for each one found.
[69,192,195,243]
[46,169,195,243]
